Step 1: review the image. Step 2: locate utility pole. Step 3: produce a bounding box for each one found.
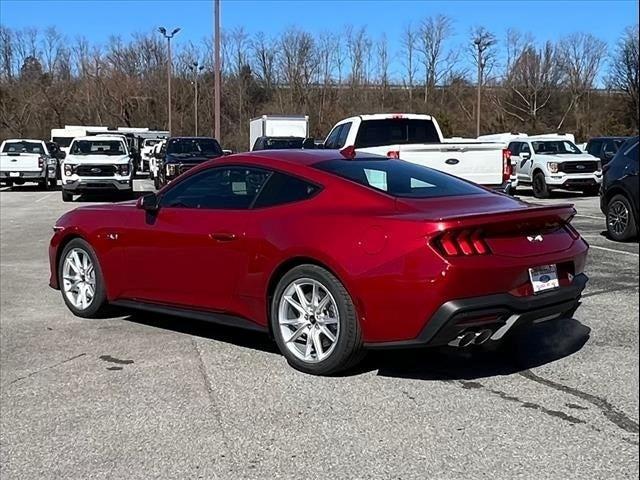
[189,62,205,136]
[475,38,482,137]
[158,27,181,135]
[472,28,495,137]
[214,0,221,141]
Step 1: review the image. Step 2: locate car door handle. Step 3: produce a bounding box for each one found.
[209,232,237,242]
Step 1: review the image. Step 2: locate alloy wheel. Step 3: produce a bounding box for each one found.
[278,278,340,363]
[62,248,96,310]
[608,200,629,236]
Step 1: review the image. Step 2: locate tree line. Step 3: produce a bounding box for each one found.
[0,19,638,152]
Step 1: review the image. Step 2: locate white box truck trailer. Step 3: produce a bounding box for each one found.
[249,115,309,151]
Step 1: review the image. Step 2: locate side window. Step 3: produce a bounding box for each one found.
[335,122,352,149]
[625,142,638,163]
[587,140,602,156]
[160,167,270,210]
[508,142,520,155]
[323,125,343,149]
[253,172,319,208]
[520,143,531,154]
[603,140,617,155]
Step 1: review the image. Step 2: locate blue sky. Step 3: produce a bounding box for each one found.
[1,0,638,78]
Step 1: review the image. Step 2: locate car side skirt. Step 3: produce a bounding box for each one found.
[111,299,268,333]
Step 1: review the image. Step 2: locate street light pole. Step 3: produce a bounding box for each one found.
[189,62,205,136]
[158,26,181,135]
[214,0,221,141]
[475,38,482,137]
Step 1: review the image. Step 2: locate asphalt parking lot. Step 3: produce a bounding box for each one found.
[1,180,638,479]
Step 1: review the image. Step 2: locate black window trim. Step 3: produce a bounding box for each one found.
[158,163,324,211]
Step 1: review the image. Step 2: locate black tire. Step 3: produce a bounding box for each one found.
[607,194,637,241]
[154,175,162,190]
[48,178,57,189]
[2,181,13,189]
[270,264,364,375]
[62,190,73,202]
[532,172,550,199]
[58,238,109,318]
[39,178,50,191]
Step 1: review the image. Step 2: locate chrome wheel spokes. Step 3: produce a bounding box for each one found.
[62,248,96,310]
[609,201,629,236]
[278,278,340,363]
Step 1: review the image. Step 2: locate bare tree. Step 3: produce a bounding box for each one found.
[418,14,454,108]
[376,34,390,108]
[608,24,639,129]
[556,32,607,132]
[400,24,418,105]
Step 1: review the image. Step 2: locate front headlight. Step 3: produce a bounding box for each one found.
[63,164,76,176]
[547,162,559,173]
[118,164,130,176]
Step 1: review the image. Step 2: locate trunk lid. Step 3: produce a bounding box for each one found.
[0,153,42,172]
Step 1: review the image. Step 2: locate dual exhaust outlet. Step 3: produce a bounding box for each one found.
[448,329,493,348]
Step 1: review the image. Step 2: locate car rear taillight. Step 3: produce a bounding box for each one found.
[387,150,400,159]
[502,149,512,182]
[434,229,491,257]
[339,145,356,159]
[38,157,45,168]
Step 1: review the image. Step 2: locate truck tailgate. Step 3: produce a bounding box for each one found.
[395,143,504,186]
[0,153,42,172]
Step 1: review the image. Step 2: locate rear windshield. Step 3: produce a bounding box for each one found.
[261,138,304,150]
[70,140,126,155]
[2,141,44,154]
[313,158,485,198]
[144,139,161,147]
[167,138,222,156]
[354,119,441,148]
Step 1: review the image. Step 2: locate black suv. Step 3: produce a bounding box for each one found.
[586,136,630,166]
[156,137,223,189]
[600,136,639,241]
[252,136,305,151]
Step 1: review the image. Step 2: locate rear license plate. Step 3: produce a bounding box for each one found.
[9,172,20,177]
[529,264,559,293]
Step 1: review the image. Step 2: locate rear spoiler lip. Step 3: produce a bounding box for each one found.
[431,203,576,227]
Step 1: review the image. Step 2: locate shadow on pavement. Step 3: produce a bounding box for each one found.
[121,309,590,379]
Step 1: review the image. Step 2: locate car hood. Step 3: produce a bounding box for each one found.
[537,153,598,162]
[64,154,130,165]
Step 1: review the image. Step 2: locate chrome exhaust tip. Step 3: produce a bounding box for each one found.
[474,329,493,345]
[449,331,477,347]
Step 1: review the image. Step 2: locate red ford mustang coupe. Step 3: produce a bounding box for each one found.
[49,150,589,375]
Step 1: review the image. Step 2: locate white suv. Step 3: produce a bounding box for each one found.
[61,136,134,202]
[508,136,602,198]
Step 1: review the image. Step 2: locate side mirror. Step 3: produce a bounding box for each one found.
[222,149,233,156]
[521,152,531,160]
[58,151,66,160]
[604,151,614,159]
[302,138,316,149]
[137,193,159,212]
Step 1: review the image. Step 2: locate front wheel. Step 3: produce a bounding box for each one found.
[532,172,550,199]
[270,264,364,375]
[58,238,109,318]
[62,190,73,202]
[48,178,57,189]
[607,194,637,241]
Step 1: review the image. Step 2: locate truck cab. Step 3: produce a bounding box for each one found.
[507,136,602,198]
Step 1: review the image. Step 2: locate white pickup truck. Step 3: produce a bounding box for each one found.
[61,136,134,202]
[322,114,516,193]
[505,135,602,198]
[0,139,58,189]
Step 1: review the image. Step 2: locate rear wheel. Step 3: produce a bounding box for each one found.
[39,178,50,191]
[532,172,550,199]
[62,190,73,202]
[607,194,637,241]
[58,238,109,318]
[48,178,57,189]
[154,174,162,190]
[583,186,600,196]
[271,265,364,375]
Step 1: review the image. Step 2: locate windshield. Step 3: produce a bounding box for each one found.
[263,138,304,150]
[144,139,160,147]
[52,137,73,148]
[531,140,581,154]
[313,158,486,198]
[2,141,44,154]
[70,140,127,156]
[167,138,222,156]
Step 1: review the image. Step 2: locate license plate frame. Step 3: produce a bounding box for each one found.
[529,264,559,294]
[9,172,20,177]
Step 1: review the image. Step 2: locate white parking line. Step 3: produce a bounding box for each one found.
[589,245,639,256]
[34,192,55,203]
[575,214,604,220]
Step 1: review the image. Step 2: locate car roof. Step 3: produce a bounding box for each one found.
[73,136,127,142]
[169,136,218,140]
[4,138,44,143]
[224,149,353,167]
[589,136,630,141]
